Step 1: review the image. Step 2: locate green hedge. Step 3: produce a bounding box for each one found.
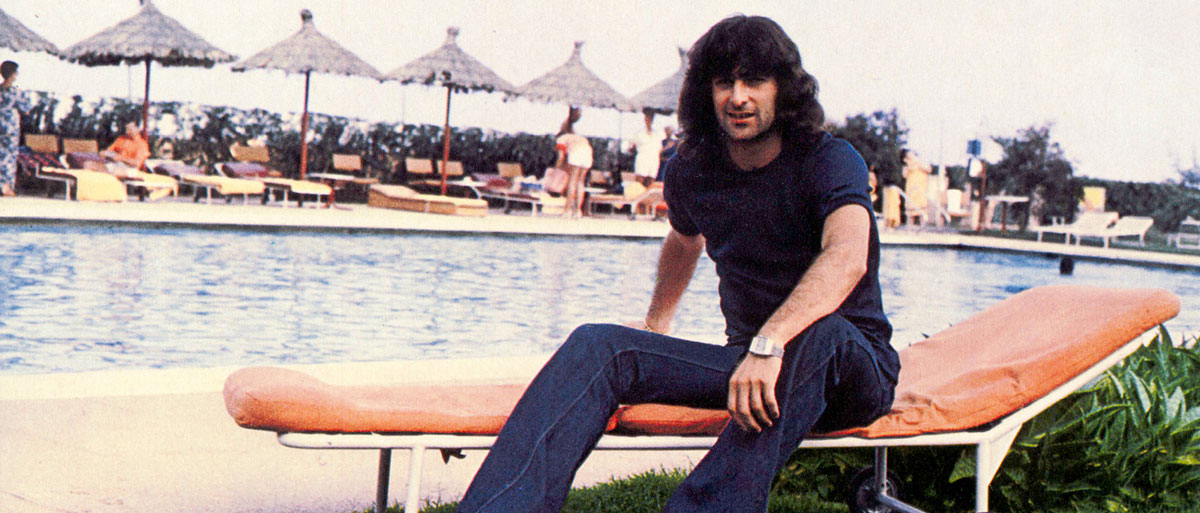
[18,92,626,182]
[1076,178,1200,233]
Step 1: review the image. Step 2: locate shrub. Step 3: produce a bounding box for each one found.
[772,329,1200,512]
[991,328,1200,512]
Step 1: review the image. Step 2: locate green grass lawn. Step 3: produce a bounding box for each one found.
[357,466,1200,513]
[359,469,849,513]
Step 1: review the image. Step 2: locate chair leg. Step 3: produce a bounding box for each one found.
[405,446,426,513]
[872,447,927,513]
[375,449,391,513]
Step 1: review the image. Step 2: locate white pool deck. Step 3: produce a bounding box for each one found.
[2,196,1198,513]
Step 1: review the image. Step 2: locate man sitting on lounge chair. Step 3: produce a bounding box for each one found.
[453,16,898,513]
[100,119,176,201]
[101,120,151,175]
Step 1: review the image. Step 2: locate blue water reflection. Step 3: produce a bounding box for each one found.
[0,225,1195,374]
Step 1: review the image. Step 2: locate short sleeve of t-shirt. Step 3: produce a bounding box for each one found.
[662,155,700,236]
[813,139,873,221]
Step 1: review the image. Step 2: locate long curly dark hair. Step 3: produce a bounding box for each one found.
[677,15,825,161]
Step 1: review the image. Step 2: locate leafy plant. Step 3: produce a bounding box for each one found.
[991,328,1200,512]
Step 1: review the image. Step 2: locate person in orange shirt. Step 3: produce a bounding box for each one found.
[101,120,150,172]
[101,119,177,201]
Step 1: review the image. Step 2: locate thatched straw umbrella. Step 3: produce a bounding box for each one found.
[59,0,235,135]
[512,41,636,112]
[232,9,382,179]
[384,27,514,195]
[631,47,688,115]
[0,7,60,55]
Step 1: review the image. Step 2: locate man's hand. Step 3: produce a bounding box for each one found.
[727,354,782,432]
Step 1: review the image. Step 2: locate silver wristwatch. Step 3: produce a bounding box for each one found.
[748,335,785,358]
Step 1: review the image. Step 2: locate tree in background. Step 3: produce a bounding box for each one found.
[828,109,909,187]
[989,124,1075,227]
[1174,155,1200,189]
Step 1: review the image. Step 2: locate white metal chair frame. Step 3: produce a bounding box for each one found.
[275,329,1154,513]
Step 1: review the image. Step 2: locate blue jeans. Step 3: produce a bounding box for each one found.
[455,315,896,513]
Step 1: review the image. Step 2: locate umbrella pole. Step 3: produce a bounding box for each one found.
[440,84,452,196]
[300,70,311,180]
[142,59,151,138]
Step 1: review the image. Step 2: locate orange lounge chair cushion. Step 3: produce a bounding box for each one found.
[224,286,1179,438]
[225,367,619,434]
[613,285,1180,438]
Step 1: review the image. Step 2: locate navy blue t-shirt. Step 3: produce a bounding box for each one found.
[663,133,895,375]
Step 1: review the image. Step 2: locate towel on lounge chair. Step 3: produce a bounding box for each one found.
[220,162,279,179]
[368,184,488,217]
[38,167,127,202]
[225,285,1180,440]
[185,175,267,196]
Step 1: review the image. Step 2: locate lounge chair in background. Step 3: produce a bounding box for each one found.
[306,154,381,204]
[61,138,99,155]
[36,167,127,202]
[435,160,464,179]
[1071,215,1154,248]
[1170,217,1200,250]
[61,139,177,201]
[587,181,666,220]
[496,162,523,181]
[1033,211,1118,244]
[224,285,1180,513]
[938,188,973,226]
[404,157,436,183]
[20,133,68,194]
[588,169,612,186]
[470,161,523,187]
[367,184,488,217]
[146,159,265,205]
[473,167,566,216]
[223,144,332,207]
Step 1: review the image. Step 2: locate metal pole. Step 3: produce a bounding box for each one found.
[142,59,151,138]
[299,71,311,180]
[977,160,988,233]
[375,449,392,513]
[405,446,427,513]
[440,85,452,196]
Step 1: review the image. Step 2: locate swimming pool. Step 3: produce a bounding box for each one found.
[0,224,1196,375]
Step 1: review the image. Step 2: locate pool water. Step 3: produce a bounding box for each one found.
[0,225,1196,375]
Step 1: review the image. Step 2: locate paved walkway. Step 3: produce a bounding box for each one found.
[0,357,710,513]
[2,195,1198,513]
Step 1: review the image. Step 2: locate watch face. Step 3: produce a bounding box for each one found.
[749,335,783,357]
[750,335,772,354]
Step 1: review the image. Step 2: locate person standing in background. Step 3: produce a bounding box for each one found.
[554,106,592,218]
[627,109,665,187]
[0,61,30,197]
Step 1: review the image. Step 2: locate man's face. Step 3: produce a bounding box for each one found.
[711,73,778,142]
[125,122,139,137]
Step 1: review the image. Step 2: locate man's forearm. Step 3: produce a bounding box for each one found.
[644,229,704,332]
